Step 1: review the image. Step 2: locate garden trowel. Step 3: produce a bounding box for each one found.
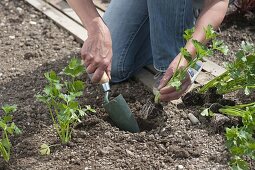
[89,72,140,133]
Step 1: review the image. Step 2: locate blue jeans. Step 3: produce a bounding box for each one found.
[103,0,194,83]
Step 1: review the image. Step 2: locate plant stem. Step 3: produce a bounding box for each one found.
[65,124,70,143]
[199,71,229,93]
[47,105,61,138]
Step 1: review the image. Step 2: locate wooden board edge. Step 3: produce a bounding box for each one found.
[202,58,226,77]
[25,0,87,44]
[93,0,108,11]
[46,0,83,24]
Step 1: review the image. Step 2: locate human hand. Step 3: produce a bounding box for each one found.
[157,53,192,102]
[81,18,112,83]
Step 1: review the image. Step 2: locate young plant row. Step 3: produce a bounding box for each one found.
[36,58,95,144]
[1,58,95,161]
[0,105,21,162]
[199,42,255,169]
[155,24,255,169]
[199,41,255,95]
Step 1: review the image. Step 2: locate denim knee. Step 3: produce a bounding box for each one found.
[110,64,131,83]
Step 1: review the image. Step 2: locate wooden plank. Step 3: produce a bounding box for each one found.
[195,71,214,85]
[46,0,82,24]
[93,0,108,11]
[202,58,226,77]
[135,69,155,92]
[25,0,87,44]
[47,0,104,25]
[145,65,157,74]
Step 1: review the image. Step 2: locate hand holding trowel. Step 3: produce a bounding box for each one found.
[86,70,140,133]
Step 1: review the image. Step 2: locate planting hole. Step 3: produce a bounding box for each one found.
[136,99,165,132]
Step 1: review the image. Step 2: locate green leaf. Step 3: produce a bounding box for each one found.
[244,86,250,95]
[170,80,182,90]
[231,146,245,155]
[36,94,50,104]
[2,105,17,114]
[241,41,254,54]
[86,105,96,113]
[71,92,83,97]
[70,111,80,122]
[180,48,192,62]
[44,71,60,83]
[0,121,7,130]
[66,80,85,93]
[6,122,15,134]
[68,101,79,110]
[204,25,217,40]
[219,108,244,117]
[63,58,85,78]
[72,80,85,92]
[14,125,22,135]
[235,50,245,61]
[183,28,194,41]
[200,108,214,117]
[0,142,10,161]
[39,144,50,155]
[1,138,11,152]
[192,40,209,57]
[78,109,86,117]
[212,40,229,55]
[43,85,60,98]
[231,158,249,170]
[3,115,12,124]
[43,86,51,96]
[69,58,81,69]
[226,127,239,140]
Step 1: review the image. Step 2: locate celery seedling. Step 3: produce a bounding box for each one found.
[36,58,96,144]
[0,105,21,162]
[219,103,255,170]
[154,25,228,103]
[199,42,255,95]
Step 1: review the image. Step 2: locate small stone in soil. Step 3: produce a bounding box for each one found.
[176,165,184,170]
[125,149,135,157]
[29,21,37,25]
[211,113,231,130]
[188,113,200,125]
[9,35,15,39]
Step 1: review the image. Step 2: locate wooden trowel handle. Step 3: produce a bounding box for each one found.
[99,72,109,84]
[88,72,109,84]
[82,60,109,84]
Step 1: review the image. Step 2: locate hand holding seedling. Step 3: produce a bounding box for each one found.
[81,18,112,83]
[157,53,191,102]
[154,25,229,103]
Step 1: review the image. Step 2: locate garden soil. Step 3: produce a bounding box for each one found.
[0,0,254,169]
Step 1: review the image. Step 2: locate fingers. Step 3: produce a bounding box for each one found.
[91,68,105,83]
[160,79,191,102]
[158,68,174,90]
[81,48,111,83]
[160,73,191,94]
[106,61,112,80]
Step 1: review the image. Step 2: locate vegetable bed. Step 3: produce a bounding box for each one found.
[0,0,255,169]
